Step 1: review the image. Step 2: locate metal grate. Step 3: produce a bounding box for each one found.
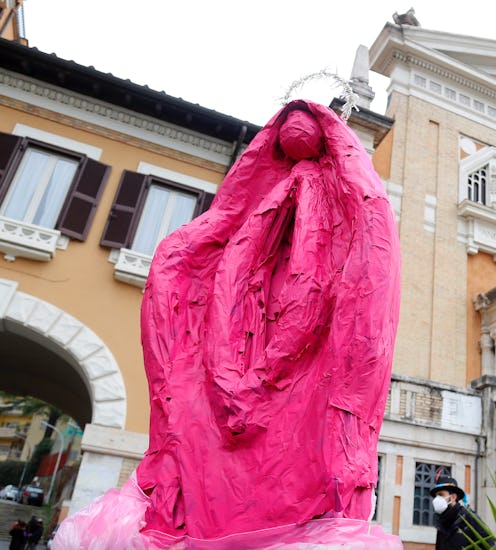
[413,462,451,526]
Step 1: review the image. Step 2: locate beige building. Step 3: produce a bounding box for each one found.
[2,2,496,548]
[367,18,496,550]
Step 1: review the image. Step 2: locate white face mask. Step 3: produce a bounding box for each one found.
[432,495,449,514]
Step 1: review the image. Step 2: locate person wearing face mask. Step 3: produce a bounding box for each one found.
[430,474,495,549]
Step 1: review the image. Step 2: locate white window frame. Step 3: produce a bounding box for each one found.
[459,147,496,206]
[131,183,198,257]
[0,146,78,226]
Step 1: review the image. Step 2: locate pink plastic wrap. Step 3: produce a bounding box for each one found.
[54,100,401,548]
[54,473,402,549]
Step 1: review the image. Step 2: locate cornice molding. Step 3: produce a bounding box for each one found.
[391,51,496,99]
[0,69,233,160]
[0,95,226,174]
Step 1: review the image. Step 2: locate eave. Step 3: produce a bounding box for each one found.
[0,37,261,145]
[369,23,496,95]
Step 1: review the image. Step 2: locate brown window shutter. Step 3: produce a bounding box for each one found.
[0,132,24,203]
[57,157,111,241]
[100,170,147,248]
[198,191,216,214]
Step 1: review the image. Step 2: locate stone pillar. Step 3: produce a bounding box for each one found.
[350,45,375,110]
[470,376,496,525]
[481,327,494,377]
[472,289,496,525]
[474,291,496,378]
[68,424,148,515]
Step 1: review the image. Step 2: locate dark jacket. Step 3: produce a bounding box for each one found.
[26,517,43,544]
[435,502,495,549]
[9,522,27,550]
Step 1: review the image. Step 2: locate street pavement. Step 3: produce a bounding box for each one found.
[0,498,49,548]
[0,543,46,549]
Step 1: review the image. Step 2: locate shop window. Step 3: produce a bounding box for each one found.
[413,462,451,526]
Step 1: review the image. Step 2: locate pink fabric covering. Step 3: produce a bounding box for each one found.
[53,473,403,549]
[278,110,324,160]
[54,99,401,548]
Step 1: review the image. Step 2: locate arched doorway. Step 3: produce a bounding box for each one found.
[0,278,145,516]
[0,278,126,428]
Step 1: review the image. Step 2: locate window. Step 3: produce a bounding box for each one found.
[414,75,426,88]
[413,462,451,526]
[1,146,78,228]
[4,422,20,429]
[101,171,215,287]
[0,132,110,260]
[132,184,198,256]
[429,81,442,94]
[458,147,496,255]
[0,444,10,457]
[467,165,488,205]
[101,171,214,253]
[445,88,456,101]
[372,455,383,521]
[474,100,485,113]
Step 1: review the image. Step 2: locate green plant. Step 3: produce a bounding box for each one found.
[26,437,54,482]
[461,495,496,549]
[0,459,25,486]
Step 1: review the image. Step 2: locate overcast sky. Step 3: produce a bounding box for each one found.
[22,1,496,127]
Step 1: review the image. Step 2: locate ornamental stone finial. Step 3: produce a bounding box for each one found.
[349,45,375,110]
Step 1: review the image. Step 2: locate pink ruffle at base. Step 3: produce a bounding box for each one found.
[53,474,403,549]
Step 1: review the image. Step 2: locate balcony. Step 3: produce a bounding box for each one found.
[0,427,18,439]
[112,248,152,288]
[0,215,67,261]
[384,373,482,435]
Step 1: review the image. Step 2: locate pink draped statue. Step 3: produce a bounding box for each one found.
[53,100,402,549]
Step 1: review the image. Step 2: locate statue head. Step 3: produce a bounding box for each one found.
[278,109,324,161]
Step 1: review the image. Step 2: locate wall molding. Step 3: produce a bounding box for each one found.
[0,68,232,166]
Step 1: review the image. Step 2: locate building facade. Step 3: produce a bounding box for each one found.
[369,21,496,549]
[2,2,496,547]
[0,0,258,520]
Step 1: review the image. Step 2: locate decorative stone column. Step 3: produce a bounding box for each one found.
[474,290,496,377]
[472,288,496,520]
[481,327,495,377]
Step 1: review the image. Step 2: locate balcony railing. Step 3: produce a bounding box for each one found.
[0,426,21,439]
[0,215,60,261]
[113,248,152,288]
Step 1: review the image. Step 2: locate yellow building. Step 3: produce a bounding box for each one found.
[0,400,31,461]
[0,0,259,515]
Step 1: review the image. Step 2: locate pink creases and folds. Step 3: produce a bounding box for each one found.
[53,472,403,549]
[53,100,401,549]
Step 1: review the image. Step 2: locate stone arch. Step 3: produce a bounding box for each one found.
[0,278,126,428]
